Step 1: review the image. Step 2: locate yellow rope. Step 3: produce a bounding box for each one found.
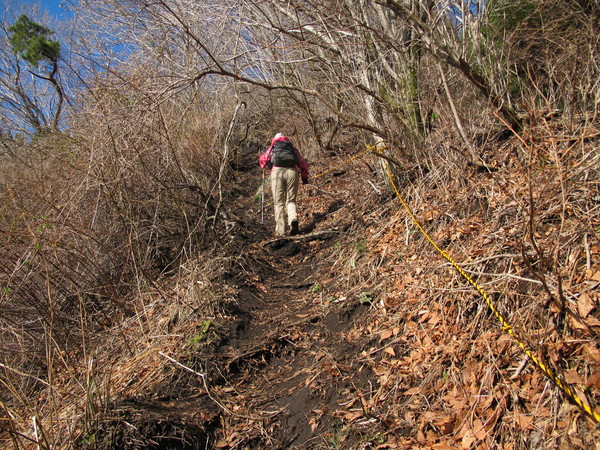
[380,154,600,424]
[308,140,600,423]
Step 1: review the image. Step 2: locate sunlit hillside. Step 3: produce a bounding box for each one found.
[1,1,599,448]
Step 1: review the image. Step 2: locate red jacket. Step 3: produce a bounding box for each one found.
[259,136,309,179]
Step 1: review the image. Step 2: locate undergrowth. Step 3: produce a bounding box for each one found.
[1,112,598,448]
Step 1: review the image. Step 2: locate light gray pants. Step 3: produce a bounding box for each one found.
[271,167,299,236]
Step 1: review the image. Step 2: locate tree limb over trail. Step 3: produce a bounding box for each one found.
[190,68,387,138]
[262,230,340,247]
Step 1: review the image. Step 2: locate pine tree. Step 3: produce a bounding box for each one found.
[8,14,61,67]
[8,14,64,131]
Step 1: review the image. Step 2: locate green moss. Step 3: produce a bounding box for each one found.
[359,291,373,304]
[79,433,96,445]
[186,320,218,347]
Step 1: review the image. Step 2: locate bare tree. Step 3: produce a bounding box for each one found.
[73,0,521,159]
[482,0,600,118]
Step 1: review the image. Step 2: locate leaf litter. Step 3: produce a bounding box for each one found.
[10,119,600,449]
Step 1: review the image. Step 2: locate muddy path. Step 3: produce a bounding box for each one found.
[197,197,372,447]
[192,147,380,448]
[88,147,383,449]
[208,239,374,448]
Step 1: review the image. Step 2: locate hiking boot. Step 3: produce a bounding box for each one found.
[290,220,299,236]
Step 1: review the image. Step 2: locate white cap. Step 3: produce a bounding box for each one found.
[274,133,284,139]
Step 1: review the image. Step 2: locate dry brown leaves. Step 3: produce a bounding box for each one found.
[314,120,600,447]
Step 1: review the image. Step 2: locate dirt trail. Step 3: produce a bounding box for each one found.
[86,146,384,449]
[210,239,373,448]
[207,180,375,448]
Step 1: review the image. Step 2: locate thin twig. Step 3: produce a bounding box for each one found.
[584,233,592,271]
[158,352,272,420]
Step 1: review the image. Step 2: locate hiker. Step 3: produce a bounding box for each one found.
[259,133,309,236]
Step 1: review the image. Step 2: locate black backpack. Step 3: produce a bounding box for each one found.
[270,141,298,168]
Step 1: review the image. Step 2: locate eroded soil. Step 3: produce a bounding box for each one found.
[86,148,386,449]
[83,134,600,449]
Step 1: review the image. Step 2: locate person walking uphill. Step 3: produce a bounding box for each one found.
[259,133,309,236]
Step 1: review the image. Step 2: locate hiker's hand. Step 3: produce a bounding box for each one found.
[302,177,308,185]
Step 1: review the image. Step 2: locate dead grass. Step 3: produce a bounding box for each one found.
[1,112,598,448]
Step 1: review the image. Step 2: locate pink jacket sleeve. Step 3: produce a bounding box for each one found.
[295,150,309,179]
[259,146,272,169]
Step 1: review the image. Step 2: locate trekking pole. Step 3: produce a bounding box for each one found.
[261,169,265,224]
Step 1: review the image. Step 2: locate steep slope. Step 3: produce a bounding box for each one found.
[75,121,599,448]
[81,144,386,448]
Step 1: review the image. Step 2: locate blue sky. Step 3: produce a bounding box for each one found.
[40,0,72,18]
[43,0,63,16]
[6,0,74,19]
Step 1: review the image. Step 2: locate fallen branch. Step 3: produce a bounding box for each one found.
[263,230,339,247]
